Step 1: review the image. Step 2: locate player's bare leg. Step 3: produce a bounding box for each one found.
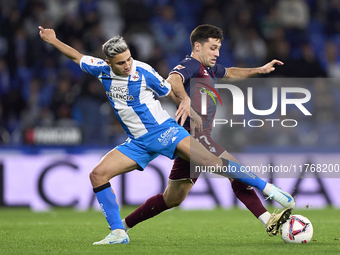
[175,136,221,166]
[122,137,294,234]
[163,179,194,207]
[90,149,138,245]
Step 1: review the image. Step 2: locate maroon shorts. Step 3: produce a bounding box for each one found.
[168,134,226,183]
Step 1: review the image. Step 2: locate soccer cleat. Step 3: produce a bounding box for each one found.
[266,208,292,237]
[93,229,129,245]
[267,185,295,208]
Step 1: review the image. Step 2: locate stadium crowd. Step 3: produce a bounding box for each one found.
[0,0,339,150]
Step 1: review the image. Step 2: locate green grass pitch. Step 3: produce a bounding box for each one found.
[1,206,339,255]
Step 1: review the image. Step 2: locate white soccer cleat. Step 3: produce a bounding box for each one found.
[266,208,292,237]
[267,185,295,208]
[93,229,129,245]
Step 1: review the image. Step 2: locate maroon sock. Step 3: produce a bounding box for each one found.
[231,180,267,218]
[125,193,169,228]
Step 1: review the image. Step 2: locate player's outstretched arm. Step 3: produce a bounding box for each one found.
[224,59,284,78]
[38,26,84,65]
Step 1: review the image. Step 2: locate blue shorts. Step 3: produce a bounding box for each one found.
[115,118,190,170]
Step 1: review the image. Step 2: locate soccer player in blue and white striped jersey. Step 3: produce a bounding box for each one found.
[39,25,295,245]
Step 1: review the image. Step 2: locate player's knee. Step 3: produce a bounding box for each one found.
[89,167,105,186]
[164,195,185,208]
[166,199,183,208]
[89,170,98,184]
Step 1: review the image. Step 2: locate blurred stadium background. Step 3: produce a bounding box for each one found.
[0,0,339,211]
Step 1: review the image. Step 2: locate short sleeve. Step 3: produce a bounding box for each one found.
[80,55,108,78]
[212,64,227,78]
[169,61,200,84]
[141,67,171,97]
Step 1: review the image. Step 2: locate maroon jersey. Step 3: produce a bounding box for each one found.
[169,55,226,135]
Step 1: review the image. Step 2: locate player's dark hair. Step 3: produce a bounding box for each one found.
[102,35,129,58]
[190,24,224,49]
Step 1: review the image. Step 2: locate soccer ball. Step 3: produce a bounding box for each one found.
[280,214,313,243]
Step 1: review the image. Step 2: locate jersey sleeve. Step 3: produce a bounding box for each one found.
[169,60,200,84]
[212,63,227,78]
[142,68,171,97]
[80,55,108,78]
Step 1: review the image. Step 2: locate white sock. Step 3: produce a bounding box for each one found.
[112,228,127,236]
[262,183,272,196]
[258,211,271,227]
[122,219,130,232]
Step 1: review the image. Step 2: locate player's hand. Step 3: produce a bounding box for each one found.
[259,59,284,74]
[175,96,191,126]
[190,109,203,137]
[38,26,56,44]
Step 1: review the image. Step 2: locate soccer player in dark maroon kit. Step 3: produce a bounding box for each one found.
[122,24,292,237]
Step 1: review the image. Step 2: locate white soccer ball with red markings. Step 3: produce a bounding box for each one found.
[280,214,313,243]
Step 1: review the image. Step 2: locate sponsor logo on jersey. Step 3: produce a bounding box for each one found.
[198,84,223,106]
[106,92,134,101]
[199,88,217,98]
[106,85,134,101]
[198,83,223,115]
[174,65,185,70]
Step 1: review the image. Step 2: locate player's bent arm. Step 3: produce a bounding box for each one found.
[38,26,84,65]
[166,90,182,106]
[166,73,189,102]
[166,73,191,125]
[224,59,284,78]
[166,90,200,129]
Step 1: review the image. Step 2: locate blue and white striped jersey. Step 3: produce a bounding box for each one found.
[80,56,172,139]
